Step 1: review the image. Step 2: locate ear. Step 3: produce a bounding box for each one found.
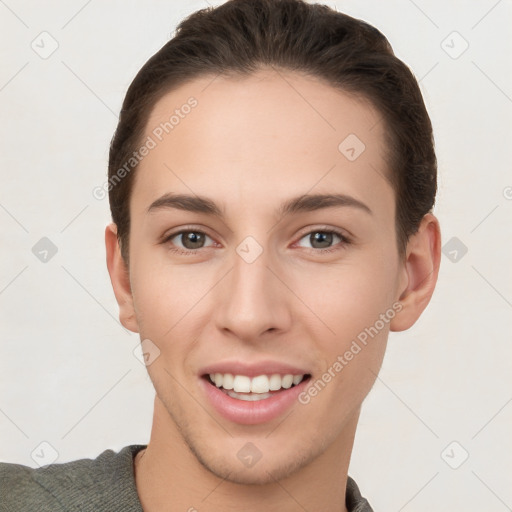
[105,223,139,333]
[390,213,441,332]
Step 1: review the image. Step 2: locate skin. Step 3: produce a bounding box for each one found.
[105,68,441,512]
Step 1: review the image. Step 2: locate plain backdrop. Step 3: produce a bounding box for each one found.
[1,1,511,510]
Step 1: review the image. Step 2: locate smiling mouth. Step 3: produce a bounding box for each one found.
[203,373,312,401]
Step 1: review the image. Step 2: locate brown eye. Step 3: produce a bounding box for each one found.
[179,231,207,249]
[164,230,215,253]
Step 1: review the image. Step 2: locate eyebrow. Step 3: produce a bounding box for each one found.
[146,192,373,218]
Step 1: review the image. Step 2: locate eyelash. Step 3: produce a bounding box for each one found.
[161,226,351,256]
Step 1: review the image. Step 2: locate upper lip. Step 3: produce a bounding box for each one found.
[199,360,310,378]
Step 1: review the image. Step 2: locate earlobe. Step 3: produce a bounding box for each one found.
[105,223,139,333]
[390,213,441,332]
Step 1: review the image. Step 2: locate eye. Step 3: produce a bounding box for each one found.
[162,229,215,254]
[295,228,350,253]
[161,227,351,256]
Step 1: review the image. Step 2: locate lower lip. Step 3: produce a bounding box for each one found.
[199,376,310,425]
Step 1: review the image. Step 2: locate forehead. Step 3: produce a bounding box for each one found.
[131,68,394,223]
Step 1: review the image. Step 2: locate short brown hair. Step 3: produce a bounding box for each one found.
[108,0,437,264]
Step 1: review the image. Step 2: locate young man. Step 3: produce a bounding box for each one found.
[0,1,441,510]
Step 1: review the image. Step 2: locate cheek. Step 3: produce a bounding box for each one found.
[129,257,217,361]
[296,269,393,424]
[130,252,203,324]
[129,240,399,364]
[295,258,397,345]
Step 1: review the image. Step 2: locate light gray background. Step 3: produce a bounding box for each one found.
[1,1,511,510]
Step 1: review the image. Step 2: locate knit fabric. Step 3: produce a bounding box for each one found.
[0,445,373,511]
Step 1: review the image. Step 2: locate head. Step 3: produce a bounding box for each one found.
[106,0,440,485]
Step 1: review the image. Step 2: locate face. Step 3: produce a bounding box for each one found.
[122,69,408,483]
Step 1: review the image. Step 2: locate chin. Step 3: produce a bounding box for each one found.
[187,434,318,486]
[202,453,309,486]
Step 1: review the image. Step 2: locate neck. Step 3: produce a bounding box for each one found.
[135,396,359,512]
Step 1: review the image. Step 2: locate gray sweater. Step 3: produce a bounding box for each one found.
[0,445,373,511]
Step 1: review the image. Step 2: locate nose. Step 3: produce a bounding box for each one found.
[213,242,293,343]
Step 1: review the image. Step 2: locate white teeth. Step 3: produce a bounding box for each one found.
[233,375,251,393]
[250,375,269,393]
[292,375,303,385]
[225,390,273,401]
[281,374,293,389]
[222,373,234,390]
[208,373,306,394]
[269,374,282,391]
